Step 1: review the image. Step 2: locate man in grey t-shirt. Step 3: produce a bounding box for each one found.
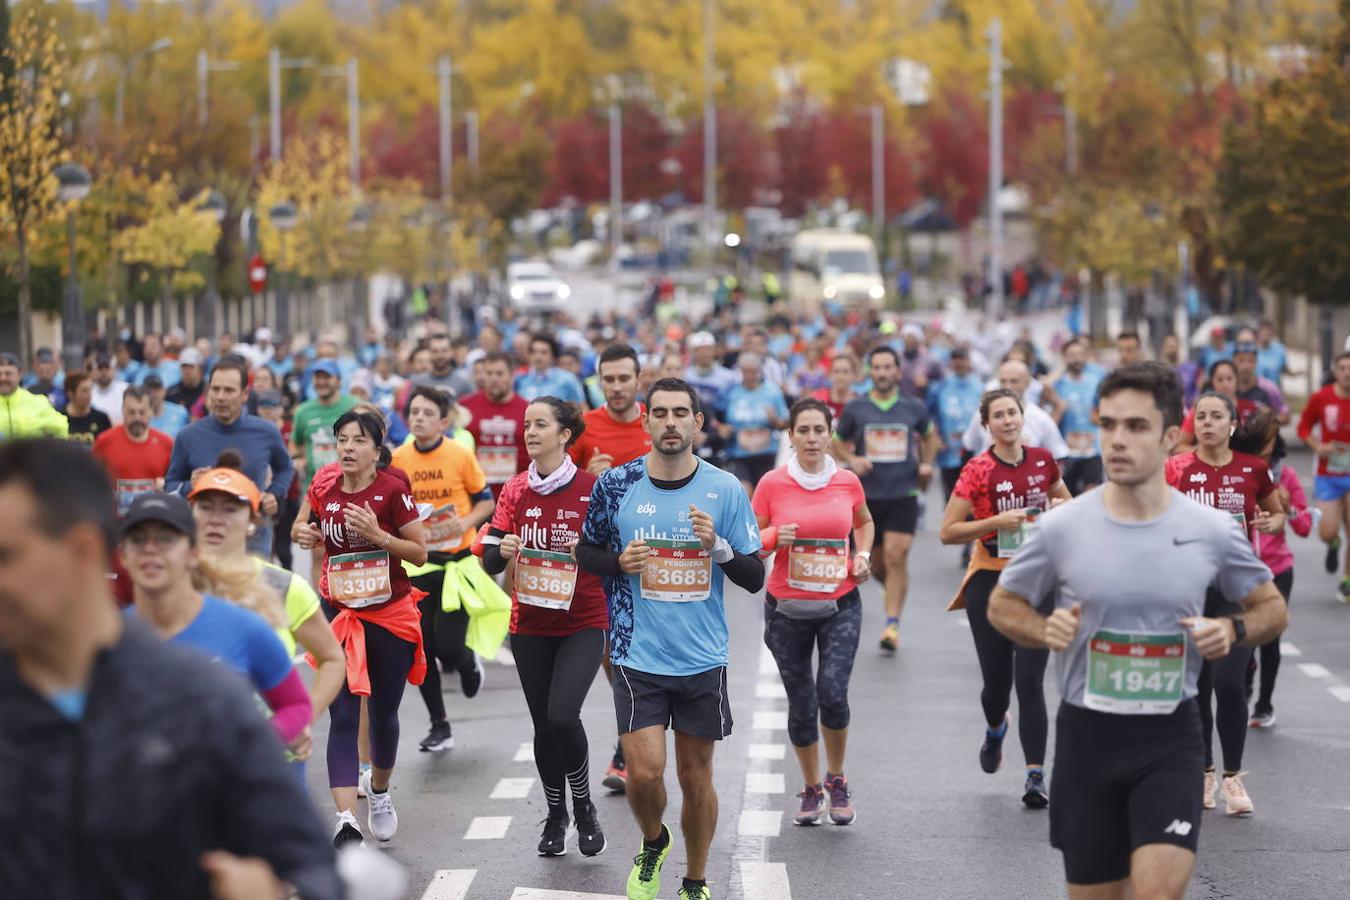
[987,362,1285,898]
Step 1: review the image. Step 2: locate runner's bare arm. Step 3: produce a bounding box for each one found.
[462,490,496,533]
[988,584,1076,650]
[939,496,1025,545]
[292,610,345,719]
[1049,479,1072,506]
[1236,579,1288,647]
[1255,490,1286,534]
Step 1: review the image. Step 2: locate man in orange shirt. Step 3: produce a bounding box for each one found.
[92,386,174,516]
[569,344,652,474]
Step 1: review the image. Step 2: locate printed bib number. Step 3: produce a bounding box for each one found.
[641,539,712,602]
[787,538,849,593]
[311,430,339,468]
[863,423,909,463]
[1067,431,1097,457]
[1328,442,1350,475]
[424,505,464,553]
[116,478,157,514]
[997,507,1040,559]
[478,445,518,483]
[1084,629,1186,714]
[327,551,393,608]
[738,428,772,454]
[516,547,578,610]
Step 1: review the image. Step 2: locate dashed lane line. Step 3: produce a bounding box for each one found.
[490,777,535,799]
[419,869,477,900]
[463,816,512,840]
[740,861,793,900]
[745,772,786,794]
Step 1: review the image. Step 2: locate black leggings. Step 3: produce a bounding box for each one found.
[414,570,474,724]
[511,628,606,811]
[964,569,1050,765]
[1249,568,1294,710]
[323,603,415,788]
[763,591,863,748]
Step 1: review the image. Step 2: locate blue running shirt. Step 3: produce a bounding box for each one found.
[1055,368,1106,458]
[582,458,761,676]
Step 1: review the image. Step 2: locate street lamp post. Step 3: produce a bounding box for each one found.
[197,50,242,129]
[269,49,316,161]
[198,190,228,339]
[269,201,298,335]
[115,37,172,129]
[56,163,92,373]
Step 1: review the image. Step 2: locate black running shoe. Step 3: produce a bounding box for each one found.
[419,720,454,752]
[459,655,484,699]
[538,810,570,856]
[979,713,1009,774]
[1326,537,1341,574]
[1022,770,1049,809]
[574,799,607,856]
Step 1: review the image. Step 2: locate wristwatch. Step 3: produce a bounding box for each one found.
[1225,615,1247,645]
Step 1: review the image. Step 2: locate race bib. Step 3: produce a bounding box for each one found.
[1084,629,1186,714]
[997,507,1040,559]
[327,550,393,608]
[478,445,518,483]
[516,547,578,610]
[1328,442,1350,475]
[1229,510,1247,533]
[787,538,849,593]
[116,478,157,514]
[738,428,772,454]
[424,505,464,553]
[1067,431,1096,457]
[311,430,339,468]
[863,423,909,463]
[640,539,712,602]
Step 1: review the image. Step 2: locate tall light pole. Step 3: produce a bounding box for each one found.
[318,59,361,189]
[115,37,171,129]
[438,55,453,203]
[269,48,316,161]
[198,50,241,129]
[56,163,92,373]
[269,201,299,335]
[198,190,227,339]
[608,77,623,256]
[871,103,885,249]
[466,110,479,176]
[987,17,1005,319]
[702,0,717,267]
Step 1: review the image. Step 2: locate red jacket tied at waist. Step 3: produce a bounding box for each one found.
[310,591,427,696]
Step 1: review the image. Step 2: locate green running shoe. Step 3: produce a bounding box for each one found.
[626,824,672,900]
[678,883,712,900]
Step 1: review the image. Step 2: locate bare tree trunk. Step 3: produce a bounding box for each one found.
[16,227,31,365]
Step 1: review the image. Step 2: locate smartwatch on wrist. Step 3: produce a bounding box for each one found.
[1226,615,1247,644]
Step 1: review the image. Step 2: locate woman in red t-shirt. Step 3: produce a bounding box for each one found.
[1164,391,1283,817]
[939,388,1070,810]
[293,409,427,849]
[475,396,609,857]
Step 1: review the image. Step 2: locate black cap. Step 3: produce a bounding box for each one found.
[122,492,196,541]
[142,373,165,389]
[254,389,284,408]
[94,353,114,368]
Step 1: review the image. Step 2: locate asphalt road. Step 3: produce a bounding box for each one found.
[302,458,1350,899]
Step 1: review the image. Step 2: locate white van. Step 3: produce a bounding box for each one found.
[788,230,885,314]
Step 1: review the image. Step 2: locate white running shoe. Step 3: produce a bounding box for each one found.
[333,810,363,849]
[367,785,399,841]
[358,765,372,799]
[1222,773,1253,816]
[1203,770,1218,810]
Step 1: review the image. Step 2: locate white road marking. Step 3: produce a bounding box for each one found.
[759,647,778,675]
[1281,641,1302,657]
[745,771,786,794]
[738,809,783,837]
[955,617,970,627]
[1329,685,1350,702]
[513,742,534,762]
[752,710,788,731]
[420,869,477,900]
[755,681,787,699]
[490,777,535,799]
[463,816,511,840]
[1299,663,1332,679]
[748,743,787,760]
[509,889,626,900]
[495,646,517,667]
[740,861,793,900]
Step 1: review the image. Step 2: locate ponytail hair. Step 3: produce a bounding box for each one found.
[333,409,392,469]
[526,396,586,448]
[193,555,286,630]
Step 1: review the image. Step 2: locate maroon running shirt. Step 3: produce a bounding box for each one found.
[953,446,1061,557]
[1165,450,1275,538]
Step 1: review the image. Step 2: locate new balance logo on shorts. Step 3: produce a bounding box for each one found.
[1163,819,1192,836]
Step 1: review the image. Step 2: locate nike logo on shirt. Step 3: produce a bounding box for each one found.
[1172,537,1203,546]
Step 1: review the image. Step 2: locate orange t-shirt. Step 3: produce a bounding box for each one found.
[391,437,488,556]
[569,404,652,469]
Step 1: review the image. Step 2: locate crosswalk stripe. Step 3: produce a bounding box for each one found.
[747,743,786,760]
[513,741,535,762]
[491,777,535,799]
[1329,685,1350,702]
[1299,663,1331,679]
[759,647,778,675]
[509,889,626,899]
[755,681,788,699]
[745,772,785,794]
[737,809,783,837]
[1280,641,1302,657]
[419,869,477,900]
[752,710,788,731]
[464,816,512,840]
[740,861,792,900]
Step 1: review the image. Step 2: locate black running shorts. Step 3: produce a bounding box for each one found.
[1050,699,1204,886]
[866,496,920,537]
[728,454,778,489]
[612,665,733,741]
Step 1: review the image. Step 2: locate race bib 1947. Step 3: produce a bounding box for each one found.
[1084,629,1186,715]
[640,539,712,602]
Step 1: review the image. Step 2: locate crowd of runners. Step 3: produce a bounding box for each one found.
[2,301,1347,899]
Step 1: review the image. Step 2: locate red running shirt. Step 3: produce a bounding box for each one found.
[310,468,420,605]
[479,469,608,636]
[459,392,530,490]
[1297,385,1350,477]
[1165,450,1275,537]
[751,466,866,601]
[953,446,1061,557]
[569,404,652,469]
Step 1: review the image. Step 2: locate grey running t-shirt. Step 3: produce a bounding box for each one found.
[998,488,1271,710]
[835,393,931,500]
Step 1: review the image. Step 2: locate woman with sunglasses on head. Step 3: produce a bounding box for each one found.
[477,397,610,858]
[941,388,1070,809]
[293,409,428,849]
[1165,391,1285,816]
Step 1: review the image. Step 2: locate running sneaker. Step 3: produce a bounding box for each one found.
[1339,580,1350,604]
[574,799,606,856]
[879,623,899,652]
[1022,769,1049,809]
[459,654,484,698]
[1222,773,1253,816]
[333,810,363,849]
[367,787,399,842]
[1250,706,1277,729]
[603,758,628,793]
[1326,537,1341,574]
[678,883,712,900]
[626,824,672,900]
[824,774,855,825]
[419,720,454,752]
[793,783,826,826]
[1203,770,1218,810]
[358,764,372,799]
[538,809,570,857]
[979,713,1010,774]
